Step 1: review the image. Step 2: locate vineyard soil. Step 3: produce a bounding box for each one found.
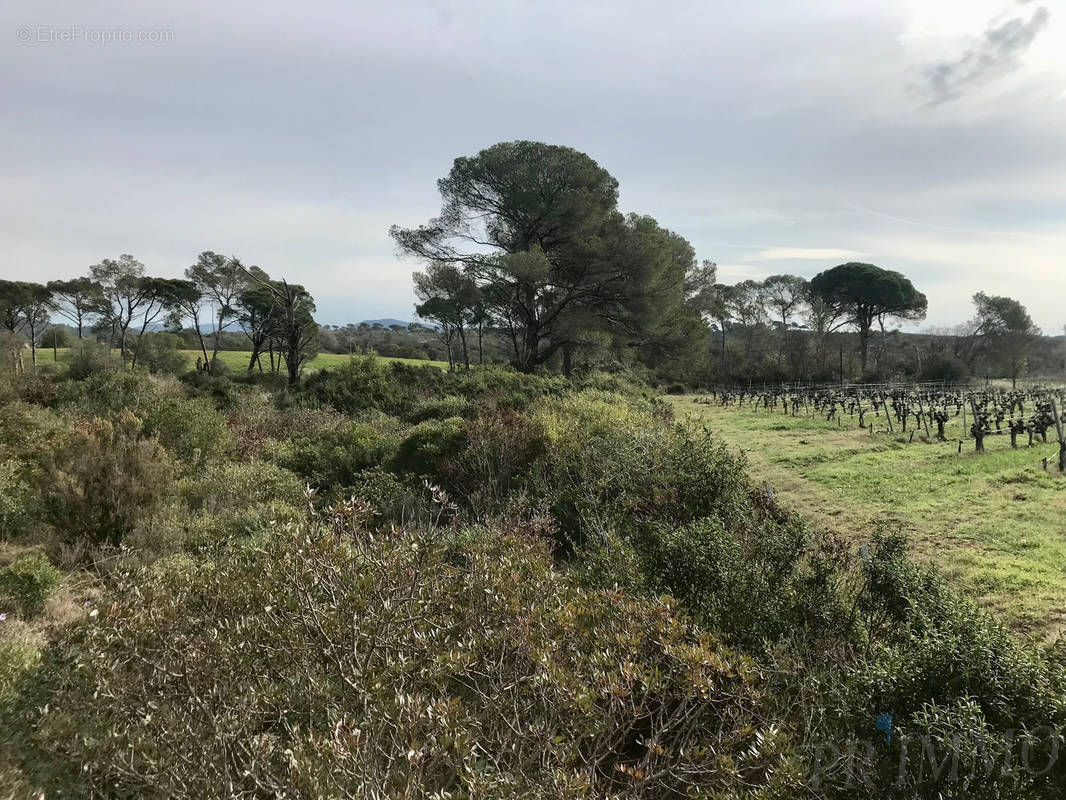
[670,394,1066,635]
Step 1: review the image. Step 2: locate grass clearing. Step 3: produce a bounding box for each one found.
[669,395,1066,635]
[32,348,450,373]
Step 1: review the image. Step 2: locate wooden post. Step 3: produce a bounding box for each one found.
[916,396,931,440]
[1051,398,1066,473]
[970,398,985,453]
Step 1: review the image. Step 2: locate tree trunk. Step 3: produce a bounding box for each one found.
[562,342,574,376]
[518,324,540,374]
[457,325,469,370]
[859,324,870,373]
[196,328,210,370]
[210,311,224,370]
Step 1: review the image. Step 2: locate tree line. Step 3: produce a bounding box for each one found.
[1,139,1051,386]
[0,253,318,383]
[394,140,1049,384]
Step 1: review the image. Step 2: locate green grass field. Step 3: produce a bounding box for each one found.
[181,349,450,372]
[34,348,450,373]
[669,395,1066,635]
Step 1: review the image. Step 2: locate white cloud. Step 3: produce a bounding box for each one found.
[746,247,867,261]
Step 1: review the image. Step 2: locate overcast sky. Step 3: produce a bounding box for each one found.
[3,0,1065,330]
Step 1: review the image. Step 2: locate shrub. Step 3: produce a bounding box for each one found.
[276,419,402,491]
[39,412,175,548]
[179,462,304,515]
[0,403,71,539]
[528,392,753,548]
[129,333,187,375]
[574,369,652,397]
[447,405,549,505]
[0,634,41,705]
[296,355,406,416]
[57,369,156,415]
[405,394,471,423]
[178,502,305,552]
[391,416,466,476]
[58,372,231,467]
[342,468,423,525]
[0,554,62,618]
[24,524,791,799]
[0,461,32,537]
[0,332,26,375]
[920,354,970,383]
[179,369,244,408]
[63,340,119,381]
[142,395,232,467]
[444,366,570,407]
[633,516,810,640]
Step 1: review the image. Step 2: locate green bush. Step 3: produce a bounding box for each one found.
[24,525,791,799]
[296,355,406,416]
[39,412,175,548]
[446,406,549,505]
[0,636,41,704]
[0,554,62,618]
[58,372,231,467]
[146,395,231,467]
[0,402,70,461]
[405,394,471,423]
[0,331,26,377]
[920,354,970,383]
[63,340,119,381]
[0,460,32,537]
[179,461,304,515]
[183,502,305,551]
[0,403,71,539]
[342,468,423,525]
[129,333,187,375]
[391,416,466,475]
[179,369,244,408]
[528,391,753,547]
[276,419,402,491]
[632,514,814,643]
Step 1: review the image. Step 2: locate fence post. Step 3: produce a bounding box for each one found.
[1051,398,1066,473]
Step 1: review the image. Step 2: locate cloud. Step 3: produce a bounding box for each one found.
[746,247,867,261]
[924,4,1050,104]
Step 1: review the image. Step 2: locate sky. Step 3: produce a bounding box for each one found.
[2,0,1065,331]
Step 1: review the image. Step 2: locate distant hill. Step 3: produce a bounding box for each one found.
[359,318,412,328]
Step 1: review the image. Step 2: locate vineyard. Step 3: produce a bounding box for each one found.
[699,382,1066,468]
[671,383,1066,632]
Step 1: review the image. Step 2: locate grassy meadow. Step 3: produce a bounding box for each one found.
[669,395,1066,634]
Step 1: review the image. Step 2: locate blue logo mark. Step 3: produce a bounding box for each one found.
[876,713,893,744]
